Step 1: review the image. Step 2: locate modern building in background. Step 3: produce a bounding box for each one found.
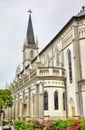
[6,7,85,120]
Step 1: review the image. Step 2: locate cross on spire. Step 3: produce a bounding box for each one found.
[26,9,35,45]
[28,9,32,14]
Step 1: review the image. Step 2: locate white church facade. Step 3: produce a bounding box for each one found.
[6,7,85,120]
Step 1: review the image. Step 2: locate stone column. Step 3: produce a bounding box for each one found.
[39,83,44,119]
[10,106,12,119]
[14,96,16,119]
[17,93,20,119]
[7,107,9,120]
[59,89,63,115]
[27,88,30,118]
[35,82,44,119]
[22,91,25,119]
[72,25,82,116]
[64,82,68,118]
[78,85,83,117]
[35,84,39,118]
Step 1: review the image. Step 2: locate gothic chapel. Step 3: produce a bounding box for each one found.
[6,7,85,120]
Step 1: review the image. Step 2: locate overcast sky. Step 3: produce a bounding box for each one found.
[0,0,84,88]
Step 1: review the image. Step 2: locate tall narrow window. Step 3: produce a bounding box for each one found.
[56,54,60,66]
[44,91,48,110]
[54,91,58,110]
[68,50,72,83]
[63,92,65,111]
[30,50,33,58]
[48,60,51,67]
[48,59,52,67]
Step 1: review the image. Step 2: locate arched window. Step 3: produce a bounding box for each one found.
[48,59,53,67]
[63,92,65,111]
[68,50,73,83]
[56,54,60,66]
[54,91,58,110]
[44,91,48,110]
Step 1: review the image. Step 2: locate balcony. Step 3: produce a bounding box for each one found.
[37,67,66,78]
[10,67,66,92]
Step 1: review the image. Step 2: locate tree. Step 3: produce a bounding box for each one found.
[0,89,13,123]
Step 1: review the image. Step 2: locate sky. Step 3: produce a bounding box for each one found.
[0,0,85,88]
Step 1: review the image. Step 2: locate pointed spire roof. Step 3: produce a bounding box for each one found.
[26,10,35,44]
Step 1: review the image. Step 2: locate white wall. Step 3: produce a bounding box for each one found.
[79,39,85,79]
[81,84,85,117]
[64,43,78,116]
[44,86,66,117]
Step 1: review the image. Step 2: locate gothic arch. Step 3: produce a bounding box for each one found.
[44,91,48,110]
[54,91,59,110]
[54,46,61,66]
[67,49,73,83]
[54,46,60,54]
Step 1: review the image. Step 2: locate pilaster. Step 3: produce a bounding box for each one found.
[35,84,39,118]
[35,82,44,119]
[17,93,20,119]
[39,83,44,119]
[59,90,63,114]
[14,96,16,119]
[27,88,30,118]
[22,90,25,119]
[72,25,81,116]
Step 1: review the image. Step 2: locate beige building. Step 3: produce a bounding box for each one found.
[6,7,85,120]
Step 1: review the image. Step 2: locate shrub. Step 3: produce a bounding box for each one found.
[13,118,85,130]
[14,120,27,130]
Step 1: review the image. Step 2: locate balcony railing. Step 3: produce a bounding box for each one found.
[37,67,66,77]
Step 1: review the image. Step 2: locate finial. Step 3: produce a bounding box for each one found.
[36,35,38,42]
[82,5,85,11]
[28,9,32,14]
[5,82,8,89]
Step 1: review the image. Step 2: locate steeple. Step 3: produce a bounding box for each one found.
[23,10,39,68]
[26,9,35,44]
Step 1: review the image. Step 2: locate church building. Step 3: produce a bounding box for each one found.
[6,7,85,120]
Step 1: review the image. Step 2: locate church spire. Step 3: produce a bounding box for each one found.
[26,9,35,44]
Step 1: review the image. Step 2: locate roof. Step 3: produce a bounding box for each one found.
[26,13,35,44]
[22,7,85,72]
[39,7,85,56]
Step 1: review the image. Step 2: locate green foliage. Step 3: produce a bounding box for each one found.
[81,124,85,130]
[14,120,25,130]
[0,89,13,120]
[14,119,85,130]
[0,98,4,109]
[0,89,13,109]
[14,120,33,130]
[55,120,68,130]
